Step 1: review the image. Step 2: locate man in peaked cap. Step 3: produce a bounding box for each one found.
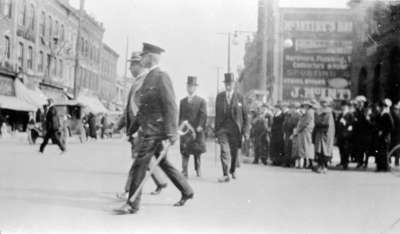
[114,43,194,214]
[115,51,168,200]
[179,76,207,178]
[215,73,249,182]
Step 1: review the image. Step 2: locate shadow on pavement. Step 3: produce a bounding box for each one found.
[0,186,118,212]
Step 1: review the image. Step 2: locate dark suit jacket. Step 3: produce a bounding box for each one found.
[215,91,249,139]
[179,95,207,154]
[135,67,177,139]
[45,106,60,132]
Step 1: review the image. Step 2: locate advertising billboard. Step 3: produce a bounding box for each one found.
[281,10,354,101]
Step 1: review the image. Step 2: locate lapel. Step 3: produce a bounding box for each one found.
[230,92,238,116]
[222,92,228,114]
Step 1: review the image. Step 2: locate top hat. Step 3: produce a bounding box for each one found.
[224,73,234,83]
[127,51,142,62]
[186,76,198,86]
[141,42,165,55]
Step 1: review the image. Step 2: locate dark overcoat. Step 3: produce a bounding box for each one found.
[134,67,177,139]
[179,95,207,155]
[45,106,60,132]
[214,91,249,147]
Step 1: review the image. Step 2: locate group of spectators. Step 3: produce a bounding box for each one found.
[249,96,400,173]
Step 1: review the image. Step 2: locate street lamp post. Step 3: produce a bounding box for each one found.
[217,30,255,74]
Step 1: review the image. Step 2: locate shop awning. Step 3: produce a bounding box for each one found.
[14,79,47,108]
[0,95,36,112]
[77,95,108,114]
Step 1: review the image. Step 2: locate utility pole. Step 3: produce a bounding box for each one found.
[217,32,232,74]
[227,32,231,73]
[73,0,85,99]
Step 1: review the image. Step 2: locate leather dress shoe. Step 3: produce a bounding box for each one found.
[218,176,230,183]
[231,173,237,179]
[151,183,167,195]
[173,193,194,207]
[113,203,139,215]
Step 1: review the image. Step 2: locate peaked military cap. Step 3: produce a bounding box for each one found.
[141,42,165,55]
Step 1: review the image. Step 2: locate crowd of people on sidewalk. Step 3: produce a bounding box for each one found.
[248,95,400,173]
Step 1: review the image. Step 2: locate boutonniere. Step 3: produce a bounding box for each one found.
[238,102,242,107]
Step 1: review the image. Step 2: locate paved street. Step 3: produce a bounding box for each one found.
[1,137,400,234]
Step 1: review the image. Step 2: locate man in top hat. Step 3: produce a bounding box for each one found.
[115,51,167,200]
[115,43,194,214]
[215,73,249,182]
[39,98,66,154]
[179,76,207,178]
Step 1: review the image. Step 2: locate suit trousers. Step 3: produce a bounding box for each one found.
[127,137,193,209]
[39,130,66,152]
[181,154,201,176]
[218,129,239,176]
[124,157,167,192]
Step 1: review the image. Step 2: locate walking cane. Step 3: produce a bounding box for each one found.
[128,141,171,204]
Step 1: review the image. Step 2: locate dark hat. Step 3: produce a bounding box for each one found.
[127,51,142,62]
[186,76,198,86]
[224,73,234,83]
[141,42,165,55]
